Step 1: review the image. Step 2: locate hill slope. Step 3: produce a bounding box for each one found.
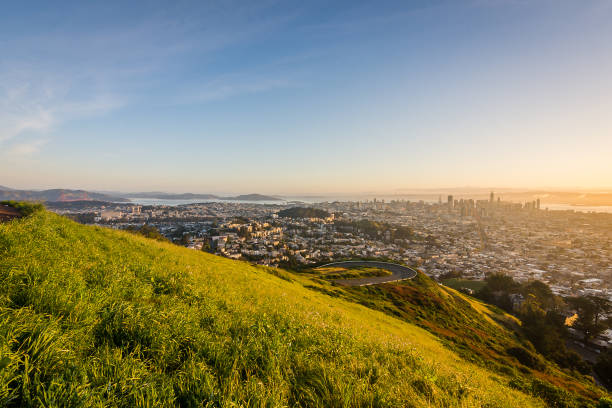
[299,266,607,405]
[0,211,589,407]
[0,188,128,203]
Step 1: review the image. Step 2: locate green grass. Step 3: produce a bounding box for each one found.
[313,266,392,280]
[441,278,487,293]
[0,201,44,217]
[0,211,606,407]
[292,270,608,406]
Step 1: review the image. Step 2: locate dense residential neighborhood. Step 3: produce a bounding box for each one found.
[50,197,612,304]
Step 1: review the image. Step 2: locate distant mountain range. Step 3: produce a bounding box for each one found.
[124,192,282,201]
[0,188,129,203]
[124,192,218,199]
[223,194,282,201]
[0,187,282,203]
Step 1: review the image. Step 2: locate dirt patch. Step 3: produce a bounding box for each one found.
[0,205,21,223]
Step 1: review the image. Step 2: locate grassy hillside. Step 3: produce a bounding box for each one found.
[0,211,606,407]
[298,266,609,406]
[441,278,487,293]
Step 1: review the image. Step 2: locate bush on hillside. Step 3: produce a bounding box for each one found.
[506,346,546,371]
[595,349,612,388]
[1,200,45,216]
[124,224,168,242]
[598,396,612,408]
[277,207,330,219]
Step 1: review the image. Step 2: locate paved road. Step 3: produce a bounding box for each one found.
[316,261,417,287]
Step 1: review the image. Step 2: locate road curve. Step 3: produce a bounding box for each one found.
[316,260,417,287]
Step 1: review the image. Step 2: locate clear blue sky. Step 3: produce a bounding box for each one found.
[2,0,611,194]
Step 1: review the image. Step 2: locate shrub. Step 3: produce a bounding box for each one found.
[530,379,575,408]
[506,347,546,371]
[1,201,45,216]
[598,397,612,408]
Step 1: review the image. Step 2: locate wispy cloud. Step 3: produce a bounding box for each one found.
[0,75,124,146]
[178,75,293,104]
[6,139,48,156]
[0,2,300,151]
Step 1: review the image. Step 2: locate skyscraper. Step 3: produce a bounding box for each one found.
[447,195,454,209]
[490,191,494,203]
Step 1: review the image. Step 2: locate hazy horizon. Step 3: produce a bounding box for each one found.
[3,183,612,198]
[2,1,611,192]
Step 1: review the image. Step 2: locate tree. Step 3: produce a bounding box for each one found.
[595,349,612,388]
[522,280,555,310]
[201,240,212,253]
[1,200,45,216]
[238,226,251,240]
[179,233,191,246]
[485,273,519,292]
[232,216,250,224]
[478,273,519,311]
[568,295,611,343]
[278,207,329,219]
[125,225,167,242]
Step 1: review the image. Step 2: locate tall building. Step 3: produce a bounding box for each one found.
[536,198,541,210]
[490,191,494,203]
[447,195,454,209]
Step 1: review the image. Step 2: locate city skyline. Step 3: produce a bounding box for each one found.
[2,0,612,193]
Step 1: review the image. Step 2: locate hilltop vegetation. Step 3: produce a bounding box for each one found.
[0,209,609,407]
[0,201,44,217]
[277,207,330,219]
[297,266,609,407]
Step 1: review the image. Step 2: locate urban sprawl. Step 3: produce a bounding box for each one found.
[51,193,611,302]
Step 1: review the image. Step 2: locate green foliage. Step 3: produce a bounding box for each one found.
[124,224,168,242]
[333,219,414,241]
[568,295,611,343]
[231,216,250,224]
[299,269,607,405]
[0,201,44,217]
[478,274,594,375]
[0,211,554,407]
[598,396,612,408]
[277,207,330,219]
[506,347,546,371]
[511,378,578,408]
[442,278,486,292]
[522,281,556,310]
[483,273,520,293]
[317,266,392,280]
[595,349,612,388]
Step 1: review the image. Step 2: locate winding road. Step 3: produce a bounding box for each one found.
[316,261,417,287]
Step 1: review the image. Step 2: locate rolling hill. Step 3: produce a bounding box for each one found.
[0,187,128,203]
[220,194,281,201]
[300,266,608,406]
[124,192,219,200]
[0,209,609,407]
[124,192,281,201]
